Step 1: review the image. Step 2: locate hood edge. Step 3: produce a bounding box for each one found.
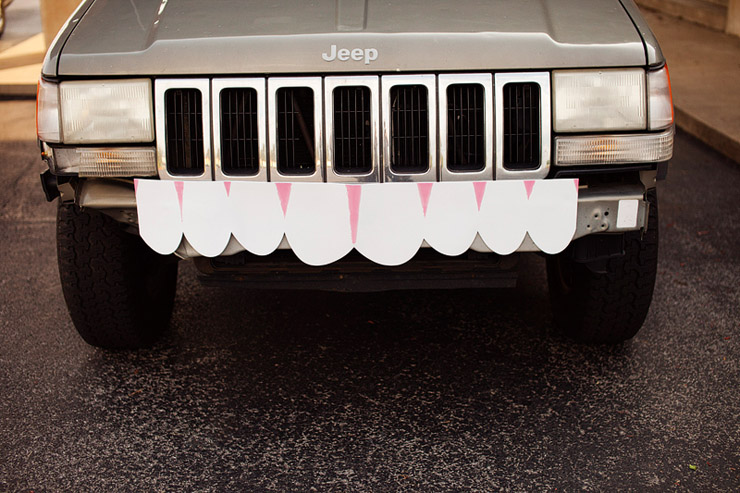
[41,0,97,79]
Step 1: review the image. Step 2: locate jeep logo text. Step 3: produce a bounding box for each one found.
[322,45,378,65]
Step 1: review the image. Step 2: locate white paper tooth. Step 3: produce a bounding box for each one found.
[355,183,424,266]
[181,181,232,258]
[284,183,353,266]
[424,182,479,256]
[135,179,183,255]
[478,180,528,254]
[228,182,285,256]
[527,179,578,254]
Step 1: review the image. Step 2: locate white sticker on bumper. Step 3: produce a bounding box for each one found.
[617,199,639,229]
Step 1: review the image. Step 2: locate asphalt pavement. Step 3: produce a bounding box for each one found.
[0,100,738,490]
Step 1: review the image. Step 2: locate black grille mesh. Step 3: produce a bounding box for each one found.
[276,87,316,175]
[390,85,429,173]
[165,89,204,175]
[220,88,259,175]
[333,86,372,174]
[503,82,541,170]
[447,84,485,171]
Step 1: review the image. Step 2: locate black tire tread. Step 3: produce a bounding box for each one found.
[547,189,659,344]
[57,204,177,349]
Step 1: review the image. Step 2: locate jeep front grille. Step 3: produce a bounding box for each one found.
[164,88,205,175]
[155,79,212,180]
[325,76,380,182]
[267,78,324,182]
[390,85,430,174]
[220,87,259,176]
[156,73,550,182]
[502,82,541,170]
[333,86,372,174]
[276,87,316,175]
[447,83,485,172]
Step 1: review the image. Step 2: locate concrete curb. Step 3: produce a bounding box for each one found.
[0,62,39,97]
[0,51,42,71]
[676,108,740,163]
[0,83,35,97]
[637,0,728,31]
[0,34,44,97]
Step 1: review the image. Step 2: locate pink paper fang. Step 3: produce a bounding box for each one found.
[346,185,362,244]
[174,181,184,222]
[473,181,487,211]
[276,183,292,217]
[417,183,434,217]
[524,180,535,200]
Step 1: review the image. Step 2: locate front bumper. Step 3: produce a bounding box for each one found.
[71,177,650,262]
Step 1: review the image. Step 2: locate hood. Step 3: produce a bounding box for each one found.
[52,0,647,77]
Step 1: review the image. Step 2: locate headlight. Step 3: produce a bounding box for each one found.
[553,69,646,132]
[59,79,154,144]
[647,66,673,130]
[37,78,61,143]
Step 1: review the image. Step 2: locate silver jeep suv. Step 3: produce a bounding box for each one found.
[38,0,673,349]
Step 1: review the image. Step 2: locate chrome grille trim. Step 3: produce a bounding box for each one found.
[438,74,493,182]
[324,76,380,183]
[268,77,324,182]
[381,75,437,182]
[212,78,267,182]
[156,74,551,182]
[155,79,212,180]
[494,72,551,180]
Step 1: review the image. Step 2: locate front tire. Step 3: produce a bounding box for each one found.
[546,189,659,344]
[57,204,178,349]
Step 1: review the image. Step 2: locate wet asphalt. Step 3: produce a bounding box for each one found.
[0,100,738,491]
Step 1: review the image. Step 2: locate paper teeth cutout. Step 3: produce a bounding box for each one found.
[284,183,354,266]
[135,179,579,263]
[228,182,285,256]
[355,183,425,266]
[478,180,530,255]
[424,182,480,257]
[135,179,183,255]
[181,181,232,258]
[526,178,579,254]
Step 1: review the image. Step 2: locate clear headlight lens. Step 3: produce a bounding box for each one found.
[553,69,646,132]
[60,79,154,144]
[554,127,674,166]
[648,66,674,130]
[37,79,61,143]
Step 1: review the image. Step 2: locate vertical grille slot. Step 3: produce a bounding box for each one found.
[447,83,485,171]
[503,82,540,170]
[276,87,316,175]
[333,86,372,174]
[390,85,429,173]
[165,88,204,175]
[220,88,259,175]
